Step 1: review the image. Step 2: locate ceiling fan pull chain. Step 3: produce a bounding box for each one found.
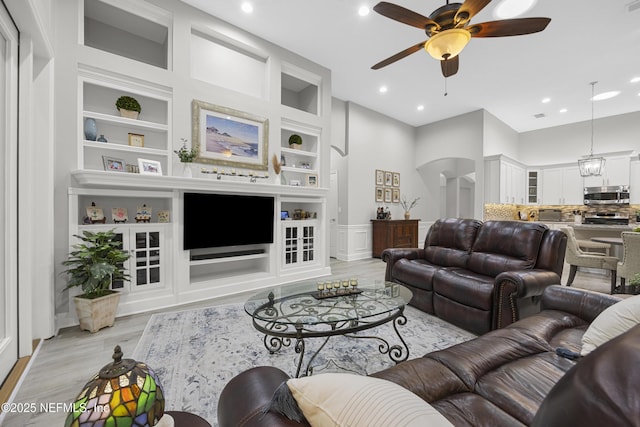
[444,76,448,96]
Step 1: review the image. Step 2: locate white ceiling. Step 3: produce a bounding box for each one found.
[180,0,640,133]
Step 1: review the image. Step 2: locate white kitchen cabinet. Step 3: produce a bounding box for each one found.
[484,156,526,204]
[583,156,631,187]
[541,165,583,205]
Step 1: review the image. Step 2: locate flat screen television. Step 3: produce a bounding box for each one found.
[183,193,274,250]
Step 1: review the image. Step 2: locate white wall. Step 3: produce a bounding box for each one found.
[519,111,640,165]
[483,110,519,159]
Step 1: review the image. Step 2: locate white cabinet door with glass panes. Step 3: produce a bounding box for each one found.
[282,222,317,268]
[110,226,166,292]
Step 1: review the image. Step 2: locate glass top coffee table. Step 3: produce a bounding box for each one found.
[244,279,412,377]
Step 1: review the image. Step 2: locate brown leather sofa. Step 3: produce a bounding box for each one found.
[217,286,635,427]
[382,218,567,334]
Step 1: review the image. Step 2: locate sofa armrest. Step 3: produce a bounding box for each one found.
[540,285,621,323]
[218,366,309,427]
[492,269,561,329]
[381,248,425,281]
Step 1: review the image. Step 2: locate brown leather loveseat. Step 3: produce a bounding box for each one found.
[217,286,637,427]
[382,218,567,334]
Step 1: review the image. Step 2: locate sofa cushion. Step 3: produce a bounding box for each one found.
[433,268,494,310]
[287,373,453,427]
[424,218,482,269]
[580,294,640,356]
[468,221,546,277]
[532,324,640,427]
[392,259,440,291]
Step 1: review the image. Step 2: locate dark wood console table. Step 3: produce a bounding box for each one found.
[371,219,420,258]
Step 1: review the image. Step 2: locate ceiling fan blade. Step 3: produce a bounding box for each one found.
[455,0,491,25]
[371,41,426,70]
[441,55,459,77]
[373,2,439,30]
[468,17,551,37]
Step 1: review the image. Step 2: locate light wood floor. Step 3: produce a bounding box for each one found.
[1,257,613,426]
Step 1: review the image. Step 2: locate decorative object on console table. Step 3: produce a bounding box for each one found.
[62,229,130,333]
[111,207,128,224]
[102,155,126,173]
[138,158,163,176]
[371,219,419,258]
[128,132,144,147]
[115,95,141,120]
[65,345,166,426]
[192,99,268,171]
[399,196,419,220]
[288,133,302,149]
[96,134,108,143]
[86,202,106,224]
[84,117,97,141]
[135,205,152,223]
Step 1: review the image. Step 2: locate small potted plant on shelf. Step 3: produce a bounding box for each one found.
[62,229,130,333]
[400,196,419,220]
[288,134,303,149]
[174,138,198,177]
[115,95,141,119]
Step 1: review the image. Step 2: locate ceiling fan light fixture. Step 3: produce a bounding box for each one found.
[424,29,471,60]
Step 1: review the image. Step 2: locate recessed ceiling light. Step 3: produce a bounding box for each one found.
[358,5,370,16]
[559,108,567,113]
[379,86,388,93]
[494,0,537,19]
[592,91,621,101]
[541,97,551,103]
[417,105,425,111]
[241,2,253,13]
[631,77,640,83]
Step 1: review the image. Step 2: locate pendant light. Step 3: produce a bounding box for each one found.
[578,81,605,177]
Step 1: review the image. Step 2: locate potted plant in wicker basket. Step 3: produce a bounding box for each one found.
[115,95,141,119]
[62,229,130,333]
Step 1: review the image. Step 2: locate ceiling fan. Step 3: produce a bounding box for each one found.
[371,0,551,77]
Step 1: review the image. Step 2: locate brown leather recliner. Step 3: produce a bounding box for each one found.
[382,218,567,334]
[217,286,632,427]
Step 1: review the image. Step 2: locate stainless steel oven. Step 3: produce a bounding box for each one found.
[583,185,630,205]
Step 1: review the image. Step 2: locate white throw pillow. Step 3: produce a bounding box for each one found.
[581,294,640,356]
[287,373,453,427]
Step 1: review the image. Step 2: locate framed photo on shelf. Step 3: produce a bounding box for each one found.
[111,207,128,223]
[192,99,268,170]
[157,210,170,223]
[306,174,318,187]
[375,169,384,186]
[128,133,144,147]
[102,155,126,172]
[384,188,392,203]
[138,158,163,176]
[86,206,105,223]
[375,187,384,202]
[384,171,393,186]
[392,188,400,203]
[393,172,400,187]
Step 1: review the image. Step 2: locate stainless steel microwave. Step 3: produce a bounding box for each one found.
[583,185,630,205]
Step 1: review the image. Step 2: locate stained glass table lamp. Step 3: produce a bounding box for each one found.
[65,345,165,427]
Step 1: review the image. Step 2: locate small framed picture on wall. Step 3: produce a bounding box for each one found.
[384,188,392,203]
[393,173,400,187]
[384,171,393,186]
[392,188,400,203]
[375,169,384,186]
[375,187,384,202]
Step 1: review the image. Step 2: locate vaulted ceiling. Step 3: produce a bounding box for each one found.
[180,0,640,133]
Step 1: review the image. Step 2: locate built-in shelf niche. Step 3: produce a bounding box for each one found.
[77,193,171,225]
[281,65,320,115]
[83,0,169,69]
[190,29,267,99]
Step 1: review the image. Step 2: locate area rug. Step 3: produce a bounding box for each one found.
[132,303,475,426]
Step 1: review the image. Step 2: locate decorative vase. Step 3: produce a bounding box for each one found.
[404,212,410,220]
[84,118,97,141]
[97,134,108,142]
[182,162,192,178]
[119,108,139,120]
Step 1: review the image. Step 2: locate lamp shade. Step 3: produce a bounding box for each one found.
[424,29,471,60]
[65,345,165,427]
[578,156,606,177]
